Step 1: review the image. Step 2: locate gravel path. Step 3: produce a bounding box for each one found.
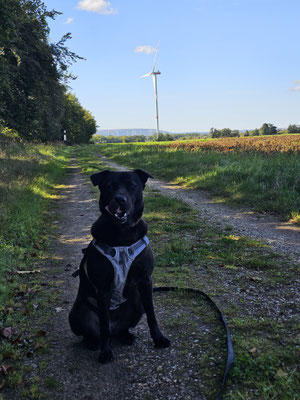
[99,156,300,264]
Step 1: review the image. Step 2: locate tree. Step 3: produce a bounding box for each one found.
[287,124,300,133]
[210,128,221,138]
[259,123,277,136]
[249,128,259,136]
[62,93,96,144]
[0,0,84,142]
[221,128,232,137]
[231,130,240,137]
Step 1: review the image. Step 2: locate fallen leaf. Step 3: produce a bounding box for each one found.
[3,353,14,360]
[249,347,257,354]
[248,275,262,282]
[55,307,63,313]
[217,264,225,268]
[34,343,42,351]
[10,336,21,346]
[1,327,12,340]
[275,368,288,378]
[0,365,12,375]
[37,330,47,336]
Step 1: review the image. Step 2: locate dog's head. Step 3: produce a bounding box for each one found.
[90,169,153,226]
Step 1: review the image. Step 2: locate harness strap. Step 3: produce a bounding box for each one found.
[92,236,149,260]
[91,236,149,310]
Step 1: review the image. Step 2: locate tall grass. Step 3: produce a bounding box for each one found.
[0,142,70,303]
[95,142,300,222]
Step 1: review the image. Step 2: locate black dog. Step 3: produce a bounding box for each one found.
[69,169,170,363]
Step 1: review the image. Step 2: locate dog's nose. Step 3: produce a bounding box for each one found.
[115,194,127,205]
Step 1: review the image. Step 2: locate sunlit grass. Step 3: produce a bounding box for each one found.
[94,142,300,222]
[0,143,71,302]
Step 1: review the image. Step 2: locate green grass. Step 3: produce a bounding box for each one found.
[75,144,110,175]
[0,142,70,301]
[75,146,300,400]
[93,142,300,222]
[0,141,71,394]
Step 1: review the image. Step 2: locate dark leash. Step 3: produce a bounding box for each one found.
[153,286,234,400]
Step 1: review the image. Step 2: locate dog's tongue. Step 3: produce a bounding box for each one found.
[105,200,121,215]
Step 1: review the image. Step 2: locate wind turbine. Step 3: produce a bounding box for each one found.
[141,41,161,139]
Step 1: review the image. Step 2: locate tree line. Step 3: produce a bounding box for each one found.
[210,123,300,138]
[93,132,207,144]
[0,0,96,144]
[93,123,300,143]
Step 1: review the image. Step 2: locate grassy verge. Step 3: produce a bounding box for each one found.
[0,142,71,396]
[74,145,300,400]
[93,142,300,223]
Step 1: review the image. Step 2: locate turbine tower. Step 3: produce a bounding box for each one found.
[141,41,161,138]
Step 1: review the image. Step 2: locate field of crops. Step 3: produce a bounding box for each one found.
[166,134,300,154]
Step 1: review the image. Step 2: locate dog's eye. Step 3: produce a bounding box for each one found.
[128,182,137,189]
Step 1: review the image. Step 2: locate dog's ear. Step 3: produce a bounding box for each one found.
[90,170,110,187]
[134,169,154,188]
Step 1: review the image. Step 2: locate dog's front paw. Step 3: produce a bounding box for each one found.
[154,335,171,348]
[98,350,114,364]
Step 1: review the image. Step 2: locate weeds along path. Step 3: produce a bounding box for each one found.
[99,156,300,264]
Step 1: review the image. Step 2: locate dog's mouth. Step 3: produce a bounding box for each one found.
[105,203,128,224]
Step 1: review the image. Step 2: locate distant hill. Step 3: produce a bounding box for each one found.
[96,129,208,137]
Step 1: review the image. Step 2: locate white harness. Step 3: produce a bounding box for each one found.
[91,236,149,310]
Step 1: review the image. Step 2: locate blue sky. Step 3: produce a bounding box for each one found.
[45,0,300,132]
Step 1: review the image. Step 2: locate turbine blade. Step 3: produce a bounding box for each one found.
[140,72,152,78]
[152,40,160,72]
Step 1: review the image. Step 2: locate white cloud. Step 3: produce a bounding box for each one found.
[77,0,116,15]
[134,45,156,55]
[291,80,300,91]
[64,17,73,24]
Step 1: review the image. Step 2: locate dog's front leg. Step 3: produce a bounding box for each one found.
[138,277,171,348]
[96,290,113,363]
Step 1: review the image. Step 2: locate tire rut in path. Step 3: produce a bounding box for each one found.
[98,155,300,264]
